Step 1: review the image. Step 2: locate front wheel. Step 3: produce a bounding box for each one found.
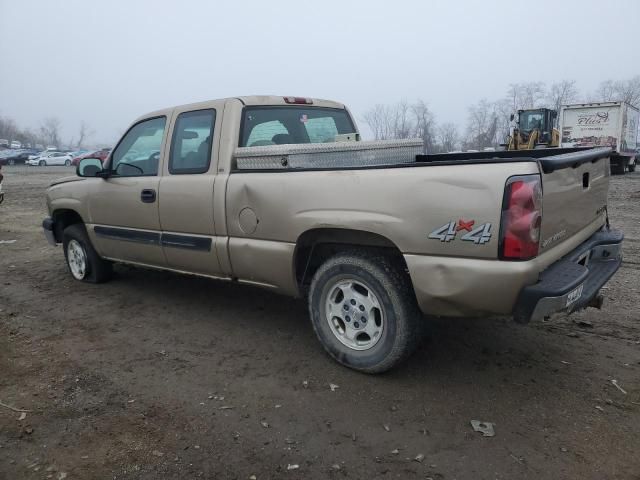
[39,160,46,166]
[308,251,423,373]
[629,163,636,173]
[8,159,15,166]
[63,224,112,283]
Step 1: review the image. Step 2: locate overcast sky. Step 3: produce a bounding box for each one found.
[1,0,638,145]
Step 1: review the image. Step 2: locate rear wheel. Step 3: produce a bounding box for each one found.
[63,224,112,283]
[308,251,423,373]
[629,163,636,173]
[65,159,71,166]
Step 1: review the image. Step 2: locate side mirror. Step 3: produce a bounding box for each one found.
[77,158,104,177]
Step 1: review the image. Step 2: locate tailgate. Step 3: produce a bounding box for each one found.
[538,148,611,254]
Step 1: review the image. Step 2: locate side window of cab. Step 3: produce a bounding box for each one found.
[110,117,166,177]
[169,109,216,174]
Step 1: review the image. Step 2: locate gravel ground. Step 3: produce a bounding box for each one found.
[0,165,639,480]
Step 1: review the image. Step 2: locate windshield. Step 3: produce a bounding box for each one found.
[240,107,356,147]
[519,111,544,132]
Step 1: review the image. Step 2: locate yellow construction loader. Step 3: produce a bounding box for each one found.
[507,108,560,150]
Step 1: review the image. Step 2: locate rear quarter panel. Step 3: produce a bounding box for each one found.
[225,162,540,291]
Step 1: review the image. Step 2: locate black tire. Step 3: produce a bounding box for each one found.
[8,159,15,165]
[62,224,112,283]
[610,162,624,175]
[629,163,636,173]
[39,160,46,166]
[308,251,424,373]
[65,159,71,166]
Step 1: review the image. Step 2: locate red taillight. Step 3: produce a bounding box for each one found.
[500,175,542,260]
[283,96,313,105]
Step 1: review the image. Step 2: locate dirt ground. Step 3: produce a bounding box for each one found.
[0,165,639,480]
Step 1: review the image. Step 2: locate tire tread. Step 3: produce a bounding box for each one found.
[309,250,423,373]
[62,224,112,283]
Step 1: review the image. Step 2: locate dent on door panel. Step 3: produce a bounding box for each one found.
[228,237,297,295]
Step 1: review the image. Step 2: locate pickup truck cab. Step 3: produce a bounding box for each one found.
[43,96,623,372]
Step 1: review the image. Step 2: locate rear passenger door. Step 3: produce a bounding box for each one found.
[158,104,226,278]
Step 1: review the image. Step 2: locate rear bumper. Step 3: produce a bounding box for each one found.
[513,229,623,323]
[43,217,57,246]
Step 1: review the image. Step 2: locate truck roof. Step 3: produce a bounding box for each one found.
[137,96,347,122]
[561,101,639,111]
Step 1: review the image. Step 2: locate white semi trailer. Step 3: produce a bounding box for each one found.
[560,101,639,174]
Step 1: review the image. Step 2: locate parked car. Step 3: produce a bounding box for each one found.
[27,151,73,166]
[29,150,47,160]
[93,148,111,161]
[0,150,14,163]
[27,151,53,165]
[42,95,624,373]
[68,150,88,160]
[71,151,96,166]
[71,148,111,166]
[10,140,22,149]
[0,149,39,165]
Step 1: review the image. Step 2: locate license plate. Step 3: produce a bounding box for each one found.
[566,284,584,307]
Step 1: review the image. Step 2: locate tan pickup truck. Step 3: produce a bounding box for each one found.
[43,95,623,372]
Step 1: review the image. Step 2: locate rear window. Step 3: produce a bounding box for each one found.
[240,107,356,147]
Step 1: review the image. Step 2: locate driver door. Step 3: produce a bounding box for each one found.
[86,115,169,267]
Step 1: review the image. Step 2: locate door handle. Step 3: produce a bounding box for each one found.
[141,189,156,203]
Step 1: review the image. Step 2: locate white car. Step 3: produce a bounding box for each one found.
[27,151,73,166]
[29,150,47,160]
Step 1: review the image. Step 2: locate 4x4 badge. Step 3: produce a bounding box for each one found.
[429,219,492,244]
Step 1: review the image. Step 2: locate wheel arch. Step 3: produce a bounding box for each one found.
[293,228,409,294]
[52,208,85,243]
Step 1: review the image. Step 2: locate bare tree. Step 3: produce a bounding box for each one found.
[0,116,19,142]
[362,100,434,146]
[546,80,579,111]
[508,82,546,110]
[590,77,640,106]
[393,100,413,139]
[466,99,499,149]
[16,128,42,148]
[613,76,640,107]
[493,98,513,146]
[411,100,436,153]
[40,117,62,147]
[593,80,617,102]
[438,122,459,152]
[76,121,94,148]
[362,104,392,140]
